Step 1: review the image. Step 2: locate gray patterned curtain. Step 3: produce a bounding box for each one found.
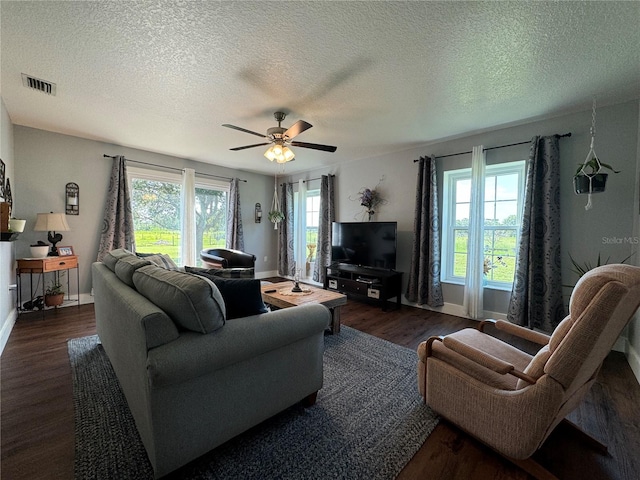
[508,136,564,332]
[97,155,135,261]
[313,175,335,283]
[226,178,244,251]
[406,156,443,307]
[278,182,295,276]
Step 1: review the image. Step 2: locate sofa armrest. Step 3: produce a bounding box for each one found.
[147,303,330,388]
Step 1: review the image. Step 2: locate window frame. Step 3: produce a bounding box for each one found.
[127,166,230,266]
[441,160,525,289]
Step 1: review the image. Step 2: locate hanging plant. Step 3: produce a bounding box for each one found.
[268,210,285,224]
[574,97,619,209]
[269,174,284,229]
[573,157,619,195]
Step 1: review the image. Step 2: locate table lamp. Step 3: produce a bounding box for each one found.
[34,212,70,256]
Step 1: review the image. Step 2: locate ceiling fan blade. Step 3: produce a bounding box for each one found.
[291,141,337,153]
[222,124,267,138]
[284,120,313,139]
[230,143,270,151]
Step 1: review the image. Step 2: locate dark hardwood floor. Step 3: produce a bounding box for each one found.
[2,298,639,479]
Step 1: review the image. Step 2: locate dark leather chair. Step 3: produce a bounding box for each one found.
[200,248,256,270]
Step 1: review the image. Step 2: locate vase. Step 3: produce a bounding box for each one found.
[367,210,374,222]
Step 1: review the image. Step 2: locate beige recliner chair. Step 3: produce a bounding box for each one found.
[417,264,640,479]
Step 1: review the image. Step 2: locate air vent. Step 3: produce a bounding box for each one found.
[21,73,56,96]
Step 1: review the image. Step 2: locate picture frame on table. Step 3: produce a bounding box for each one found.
[58,246,74,256]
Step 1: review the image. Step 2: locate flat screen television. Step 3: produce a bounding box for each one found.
[331,221,397,270]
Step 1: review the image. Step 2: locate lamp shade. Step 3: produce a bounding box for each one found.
[34,212,70,232]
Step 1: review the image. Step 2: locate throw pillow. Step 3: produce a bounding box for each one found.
[114,256,152,287]
[103,248,135,272]
[133,264,226,334]
[189,269,268,319]
[135,252,180,270]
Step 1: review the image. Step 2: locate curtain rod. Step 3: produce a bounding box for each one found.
[413,132,572,162]
[280,174,335,186]
[103,154,247,182]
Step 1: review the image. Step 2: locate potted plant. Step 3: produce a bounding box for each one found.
[268,210,285,229]
[45,281,65,307]
[573,157,620,194]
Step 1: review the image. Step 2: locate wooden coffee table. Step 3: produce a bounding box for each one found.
[261,283,347,334]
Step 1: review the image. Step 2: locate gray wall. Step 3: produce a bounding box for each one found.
[4,99,640,381]
[0,98,17,353]
[286,100,640,377]
[11,126,278,303]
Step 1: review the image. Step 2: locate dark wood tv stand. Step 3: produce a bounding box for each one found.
[324,264,403,311]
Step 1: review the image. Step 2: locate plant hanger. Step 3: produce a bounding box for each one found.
[574,97,619,210]
[269,173,284,229]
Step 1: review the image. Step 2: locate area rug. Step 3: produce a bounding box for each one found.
[69,326,439,479]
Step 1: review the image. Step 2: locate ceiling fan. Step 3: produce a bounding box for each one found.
[222,111,337,163]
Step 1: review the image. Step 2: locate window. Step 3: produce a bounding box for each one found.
[442,161,525,287]
[292,184,321,280]
[306,190,320,263]
[128,167,228,266]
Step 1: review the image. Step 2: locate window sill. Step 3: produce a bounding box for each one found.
[441,279,513,292]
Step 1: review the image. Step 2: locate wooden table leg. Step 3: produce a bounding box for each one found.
[330,306,341,334]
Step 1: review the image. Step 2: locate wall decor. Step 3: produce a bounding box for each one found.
[4,178,12,214]
[0,158,5,199]
[255,202,262,223]
[66,182,79,215]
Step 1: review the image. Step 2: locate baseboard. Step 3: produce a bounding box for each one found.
[79,293,94,305]
[612,335,627,353]
[0,308,18,356]
[255,270,279,279]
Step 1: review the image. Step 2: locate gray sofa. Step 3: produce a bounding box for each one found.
[92,249,330,478]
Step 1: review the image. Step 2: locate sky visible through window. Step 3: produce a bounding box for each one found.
[455,174,519,223]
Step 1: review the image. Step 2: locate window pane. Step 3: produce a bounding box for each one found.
[455,203,470,224]
[453,229,468,277]
[456,179,471,203]
[496,173,519,200]
[485,175,496,201]
[484,201,497,223]
[195,187,228,267]
[454,253,467,277]
[495,200,518,222]
[131,178,181,263]
[483,228,517,282]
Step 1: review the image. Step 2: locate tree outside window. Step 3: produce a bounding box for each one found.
[129,170,228,266]
[443,161,525,286]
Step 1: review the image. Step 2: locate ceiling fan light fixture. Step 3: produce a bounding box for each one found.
[282,146,295,162]
[264,146,277,161]
[264,144,295,163]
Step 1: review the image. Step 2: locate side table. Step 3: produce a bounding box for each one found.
[16,255,80,316]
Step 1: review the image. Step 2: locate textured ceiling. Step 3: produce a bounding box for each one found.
[1,1,639,175]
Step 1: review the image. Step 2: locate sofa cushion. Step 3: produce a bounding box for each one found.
[115,256,152,287]
[103,248,135,272]
[136,252,180,270]
[189,269,268,319]
[133,265,226,333]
